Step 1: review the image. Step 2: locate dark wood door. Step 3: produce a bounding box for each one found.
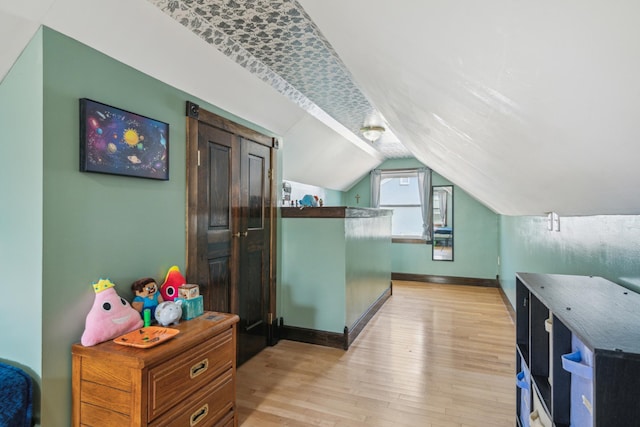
[237,137,271,364]
[186,103,275,366]
[197,123,235,314]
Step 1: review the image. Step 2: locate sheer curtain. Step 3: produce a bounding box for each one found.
[416,168,432,240]
[370,169,382,208]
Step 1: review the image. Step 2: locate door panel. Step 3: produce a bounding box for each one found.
[237,138,270,365]
[208,257,230,313]
[238,248,266,364]
[198,123,235,314]
[247,154,264,230]
[208,144,231,230]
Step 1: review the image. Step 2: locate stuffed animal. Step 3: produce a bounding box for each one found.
[160,265,187,301]
[155,300,183,326]
[81,279,143,346]
[299,194,318,207]
[131,277,163,319]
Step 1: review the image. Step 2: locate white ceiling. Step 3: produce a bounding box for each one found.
[299,1,640,216]
[2,0,640,216]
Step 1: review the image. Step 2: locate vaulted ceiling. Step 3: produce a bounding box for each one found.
[2,0,640,216]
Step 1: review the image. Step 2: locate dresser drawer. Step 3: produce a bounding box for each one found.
[149,368,235,427]
[148,327,233,421]
[79,401,130,426]
[214,410,235,427]
[72,313,239,427]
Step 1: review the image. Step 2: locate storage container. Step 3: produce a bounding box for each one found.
[561,335,594,427]
[516,363,530,427]
[530,390,553,427]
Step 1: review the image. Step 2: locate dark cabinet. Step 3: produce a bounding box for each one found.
[516,273,640,427]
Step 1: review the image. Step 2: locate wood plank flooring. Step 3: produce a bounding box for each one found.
[236,281,516,427]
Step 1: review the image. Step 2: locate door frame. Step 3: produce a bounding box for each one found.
[185,101,279,331]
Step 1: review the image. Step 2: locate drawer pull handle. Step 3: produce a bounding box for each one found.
[190,404,209,426]
[190,359,209,378]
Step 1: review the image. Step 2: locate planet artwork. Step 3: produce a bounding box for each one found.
[81,99,168,180]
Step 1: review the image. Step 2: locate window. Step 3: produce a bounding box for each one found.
[371,168,432,242]
[380,173,422,237]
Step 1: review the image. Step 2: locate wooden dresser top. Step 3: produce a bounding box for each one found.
[72,312,239,368]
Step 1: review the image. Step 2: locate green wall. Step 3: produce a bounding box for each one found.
[0,29,44,420]
[280,219,347,332]
[344,215,392,327]
[346,158,499,280]
[323,188,346,206]
[280,213,392,333]
[1,27,275,427]
[42,28,188,424]
[499,214,640,307]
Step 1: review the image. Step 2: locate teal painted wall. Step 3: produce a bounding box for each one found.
[41,28,188,424]
[499,214,640,308]
[346,158,499,279]
[323,188,345,206]
[0,27,276,426]
[0,29,44,422]
[345,215,392,327]
[280,219,346,332]
[282,179,345,207]
[280,213,392,333]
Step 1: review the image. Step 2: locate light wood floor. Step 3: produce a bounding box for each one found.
[236,281,516,427]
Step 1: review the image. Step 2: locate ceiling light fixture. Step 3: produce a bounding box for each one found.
[360,125,385,143]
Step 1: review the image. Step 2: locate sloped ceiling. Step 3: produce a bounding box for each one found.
[0,0,386,194]
[3,0,640,216]
[299,1,640,216]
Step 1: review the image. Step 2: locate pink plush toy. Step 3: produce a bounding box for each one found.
[81,278,143,346]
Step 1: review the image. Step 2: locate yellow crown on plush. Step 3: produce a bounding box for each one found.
[93,278,115,293]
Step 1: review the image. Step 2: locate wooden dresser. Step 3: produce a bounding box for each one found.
[72,312,239,427]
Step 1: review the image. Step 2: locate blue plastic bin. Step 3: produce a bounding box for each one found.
[561,335,594,427]
[516,358,531,427]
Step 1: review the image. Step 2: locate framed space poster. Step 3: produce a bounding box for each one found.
[79,98,169,180]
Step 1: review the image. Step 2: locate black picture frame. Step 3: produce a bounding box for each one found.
[79,98,169,180]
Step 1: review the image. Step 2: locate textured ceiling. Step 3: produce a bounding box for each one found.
[5,1,640,215]
[148,0,411,158]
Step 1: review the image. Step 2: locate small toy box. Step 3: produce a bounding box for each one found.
[178,284,200,300]
[177,295,204,320]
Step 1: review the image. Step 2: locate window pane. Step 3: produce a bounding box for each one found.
[380,177,420,205]
[387,206,423,236]
[379,173,423,237]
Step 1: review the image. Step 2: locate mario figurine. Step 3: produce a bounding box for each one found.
[131,277,164,320]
